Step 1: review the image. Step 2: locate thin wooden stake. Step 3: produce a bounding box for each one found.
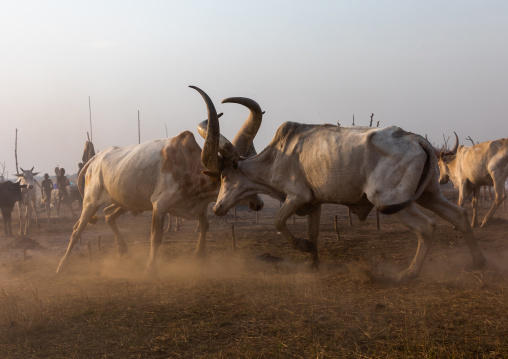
[348,209,353,227]
[255,211,259,224]
[334,215,340,241]
[97,235,102,251]
[376,209,380,230]
[15,128,19,175]
[88,96,93,142]
[231,224,236,254]
[138,110,141,144]
[87,241,92,263]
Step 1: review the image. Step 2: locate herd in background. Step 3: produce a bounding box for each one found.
[1,86,507,283]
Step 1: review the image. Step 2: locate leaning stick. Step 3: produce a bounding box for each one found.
[97,235,102,251]
[15,128,19,174]
[138,110,141,144]
[231,224,236,254]
[376,209,380,230]
[334,215,340,241]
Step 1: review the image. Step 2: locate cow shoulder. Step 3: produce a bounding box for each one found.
[160,131,212,190]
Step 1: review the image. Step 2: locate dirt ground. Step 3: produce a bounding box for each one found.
[1,188,508,358]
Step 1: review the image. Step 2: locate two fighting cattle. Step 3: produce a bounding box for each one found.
[198,97,486,282]
[56,86,263,275]
[438,133,508,227]
[0,181,27,236]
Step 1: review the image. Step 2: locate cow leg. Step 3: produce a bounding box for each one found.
[1,208,12,236]
[275,196,314,253]
[195,212,209,258]
[32,199,39,228]
[481,173,506,227]
[45,200,51,224]
[104,204,128,256]
[6,211,12,236]
[391,204,436,282]
[56,202,100,273]
[307,204,321,267]
[17,202,23,235]
[471,187,479,228]
[24,204,33,235]
[416,193,486,269]
[145,209,166,277]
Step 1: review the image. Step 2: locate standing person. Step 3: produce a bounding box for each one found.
[41,173,53,219]
[56,168,75,217]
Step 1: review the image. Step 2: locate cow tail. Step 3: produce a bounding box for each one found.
[378,135,436,214]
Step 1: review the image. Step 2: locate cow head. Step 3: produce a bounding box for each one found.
[190,86,264,213]
[15,167,39,190]
[437,132,459,184]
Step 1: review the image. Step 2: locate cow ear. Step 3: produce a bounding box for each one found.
[32,172,40,176]
[14,174,22,177]
[202,170,220,179]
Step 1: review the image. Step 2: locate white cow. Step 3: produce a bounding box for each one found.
[438,133,508,227]
[15,167,40,235]
[198,97,486,283]
[56,86,263,275]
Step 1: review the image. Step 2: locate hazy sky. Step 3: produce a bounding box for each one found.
[1,0,507,178]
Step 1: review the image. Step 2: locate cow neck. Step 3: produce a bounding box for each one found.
[238,149,285,200]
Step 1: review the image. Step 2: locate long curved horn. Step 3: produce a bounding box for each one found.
[450,132,459,154]
[197,120,239,162]
[30,166,34,172]
[221,97,263,157]
[189,86,221,175]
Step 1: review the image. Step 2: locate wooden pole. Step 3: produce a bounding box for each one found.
[97,235,102,251]
[334,215,340,241]
[231,224,236,254]
[165,123,169,138]
[88,96,93,142]
[348,209,353,227]
[376,209,380,230]
[138,110,141,144]
[14,128,19,174]
[87,241,92,263]
[255,210,258,224]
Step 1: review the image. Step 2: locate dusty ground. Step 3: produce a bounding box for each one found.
[1,189,508,358]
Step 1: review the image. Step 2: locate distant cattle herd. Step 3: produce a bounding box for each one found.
[1,86,507,282]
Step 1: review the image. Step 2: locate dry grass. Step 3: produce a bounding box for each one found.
[1,192,508,358]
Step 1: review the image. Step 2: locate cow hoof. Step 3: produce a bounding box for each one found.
[297,239,315,253]
[194,250,206,260]
[309,260,319,271]
[145,266,159,278]
[117,245,128,256]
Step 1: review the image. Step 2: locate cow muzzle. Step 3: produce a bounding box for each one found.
[213,201,228,216]
[249,202,263,211]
